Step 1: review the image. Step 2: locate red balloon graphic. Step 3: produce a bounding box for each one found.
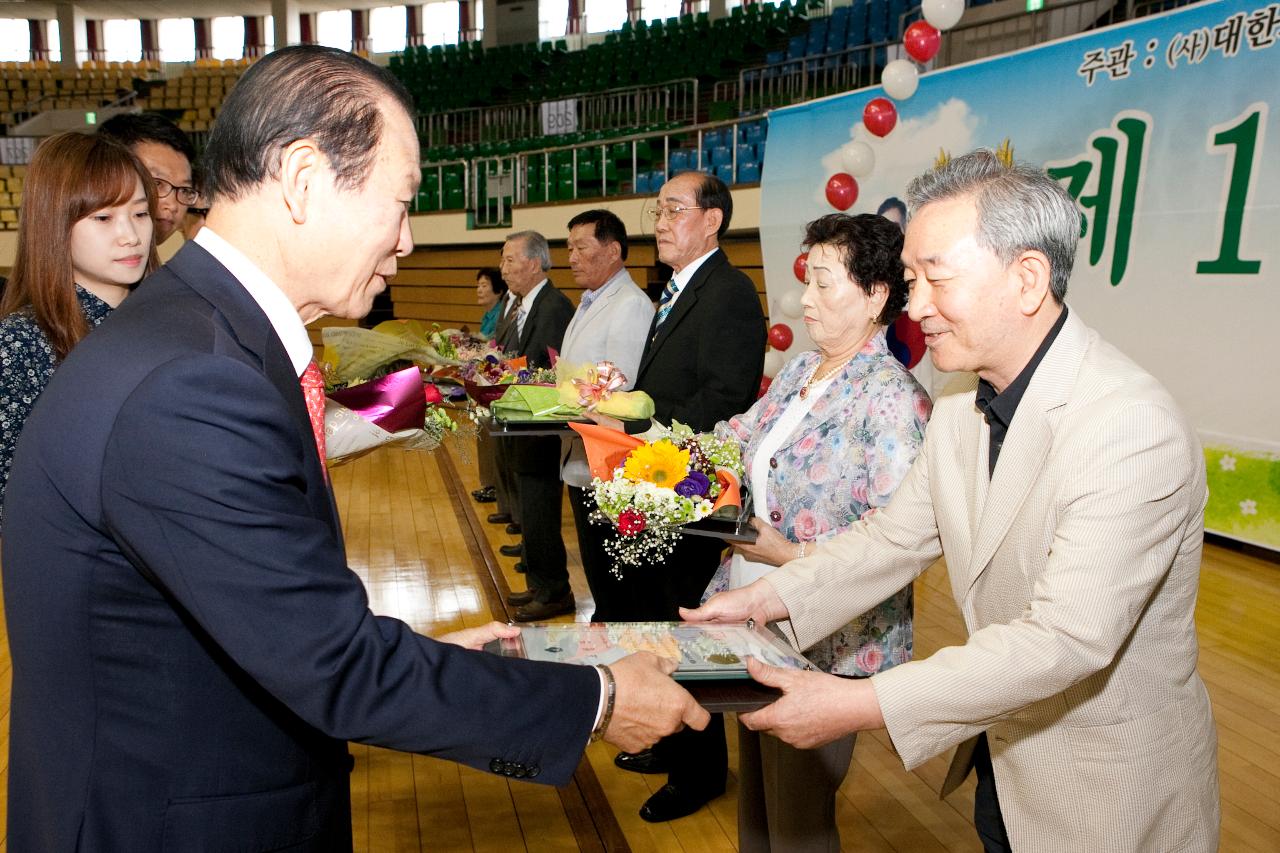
[825,173,859,211]
[793,252,808,282]
[757,376,773,399]
[887,314,927,368]
[903,21,942,63]
[863,98,898,138]
[768,323,794,351]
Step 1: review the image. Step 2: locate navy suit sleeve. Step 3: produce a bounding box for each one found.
[100,354,598,784]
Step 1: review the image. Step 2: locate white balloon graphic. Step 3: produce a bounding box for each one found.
[779,290,805,319]
[839,141,875,177]
[881,59,919,101]
[763,349,786,379]
[922,0,965,31]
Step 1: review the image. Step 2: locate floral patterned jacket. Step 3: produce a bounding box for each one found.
[710,330,932,676]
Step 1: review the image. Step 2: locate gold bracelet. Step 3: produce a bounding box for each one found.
[590,664,616,743]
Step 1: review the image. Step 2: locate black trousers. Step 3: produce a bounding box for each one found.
[581,523,730,794]
[973,733,1012,852]
[568,485,615,621]
[510,436,568,602]
[516,470,568,600]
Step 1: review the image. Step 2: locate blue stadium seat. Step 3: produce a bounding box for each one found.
[737,143,755,164]
[635,171,652,194]
[669,149,692,172]
[715,164,734,184]
[737,161,761,184]
[711,145,733,167]
[848,0,869,46]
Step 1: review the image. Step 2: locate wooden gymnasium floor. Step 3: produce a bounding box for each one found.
[0,441,1277,851]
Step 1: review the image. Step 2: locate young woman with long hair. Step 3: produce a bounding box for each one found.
[0,132,159,518]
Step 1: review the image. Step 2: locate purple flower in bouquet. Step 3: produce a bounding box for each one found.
[674,471,711,498]
[516,369,531,382]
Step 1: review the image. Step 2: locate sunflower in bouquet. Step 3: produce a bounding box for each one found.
[583,422,744,572]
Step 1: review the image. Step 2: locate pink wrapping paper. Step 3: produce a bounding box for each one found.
[327,366,425,434]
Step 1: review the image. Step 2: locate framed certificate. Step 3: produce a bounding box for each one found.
[484,621,813,681]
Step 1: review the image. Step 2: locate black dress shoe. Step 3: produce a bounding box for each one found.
[613,749,668,775]
[513,592,575,622]
[471,486,496,503]
[638,784,724,823]
[499,543,523,557]
[513,561,527,574]
[505,522,522,535]
[487,512,513,525]
[506,588,537,606]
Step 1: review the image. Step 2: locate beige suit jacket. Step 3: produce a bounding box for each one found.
[769,310,1219,852]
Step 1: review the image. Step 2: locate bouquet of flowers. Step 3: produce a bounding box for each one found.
[569,420,744,572]
[488,361,655,423]
[460,354,559,407]
[321,320,488,391]
[323,365,461,465]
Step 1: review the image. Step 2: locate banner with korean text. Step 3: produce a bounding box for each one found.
[759,0,1280,549]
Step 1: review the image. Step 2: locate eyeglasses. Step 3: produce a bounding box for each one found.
[153,177,200,206]
[647,205,707,222]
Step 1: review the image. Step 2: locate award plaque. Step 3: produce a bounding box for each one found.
[484,621,813,711]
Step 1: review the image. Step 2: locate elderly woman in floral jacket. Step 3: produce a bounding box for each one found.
[707,213,932,853]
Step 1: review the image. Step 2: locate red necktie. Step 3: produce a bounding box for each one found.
[300,360,328,476]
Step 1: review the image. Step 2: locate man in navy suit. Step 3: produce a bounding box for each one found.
[1,45,706,851]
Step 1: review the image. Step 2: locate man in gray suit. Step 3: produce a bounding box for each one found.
[554,210,655,619]
[687,150,1219,853]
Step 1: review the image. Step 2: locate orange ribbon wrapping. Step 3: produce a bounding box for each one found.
[569,422,742,512]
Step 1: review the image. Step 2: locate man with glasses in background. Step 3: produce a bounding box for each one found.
[592,172,767,822]
[99,112,198,246]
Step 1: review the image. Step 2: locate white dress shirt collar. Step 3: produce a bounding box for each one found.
[671,247,719,292]
[194,227,314,378]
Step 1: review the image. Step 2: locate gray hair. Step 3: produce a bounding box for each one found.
[905,150,1079,302]
[506,230,552,271]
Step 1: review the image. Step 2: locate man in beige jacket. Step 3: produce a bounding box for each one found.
[686,150,1218,852]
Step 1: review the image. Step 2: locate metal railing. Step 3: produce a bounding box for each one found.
[456,115,767,227]
[715,37,896,116]
[416,78,699,149]
[914,0,1130,69]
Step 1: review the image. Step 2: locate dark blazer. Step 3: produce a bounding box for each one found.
[633,248,766,432]
[1,243,598,851]
[516,280,574,369]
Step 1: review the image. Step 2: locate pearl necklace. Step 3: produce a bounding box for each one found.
[798,356,853,399]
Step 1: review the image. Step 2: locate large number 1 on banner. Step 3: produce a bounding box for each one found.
[1197,103,1266,276]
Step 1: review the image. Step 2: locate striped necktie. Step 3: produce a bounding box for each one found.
[498,294,523,352]
[654,279,679,327]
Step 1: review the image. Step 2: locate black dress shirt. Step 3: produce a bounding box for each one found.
[974,306,1069,477]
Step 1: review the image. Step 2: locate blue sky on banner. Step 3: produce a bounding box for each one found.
[760,0,1277,434]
